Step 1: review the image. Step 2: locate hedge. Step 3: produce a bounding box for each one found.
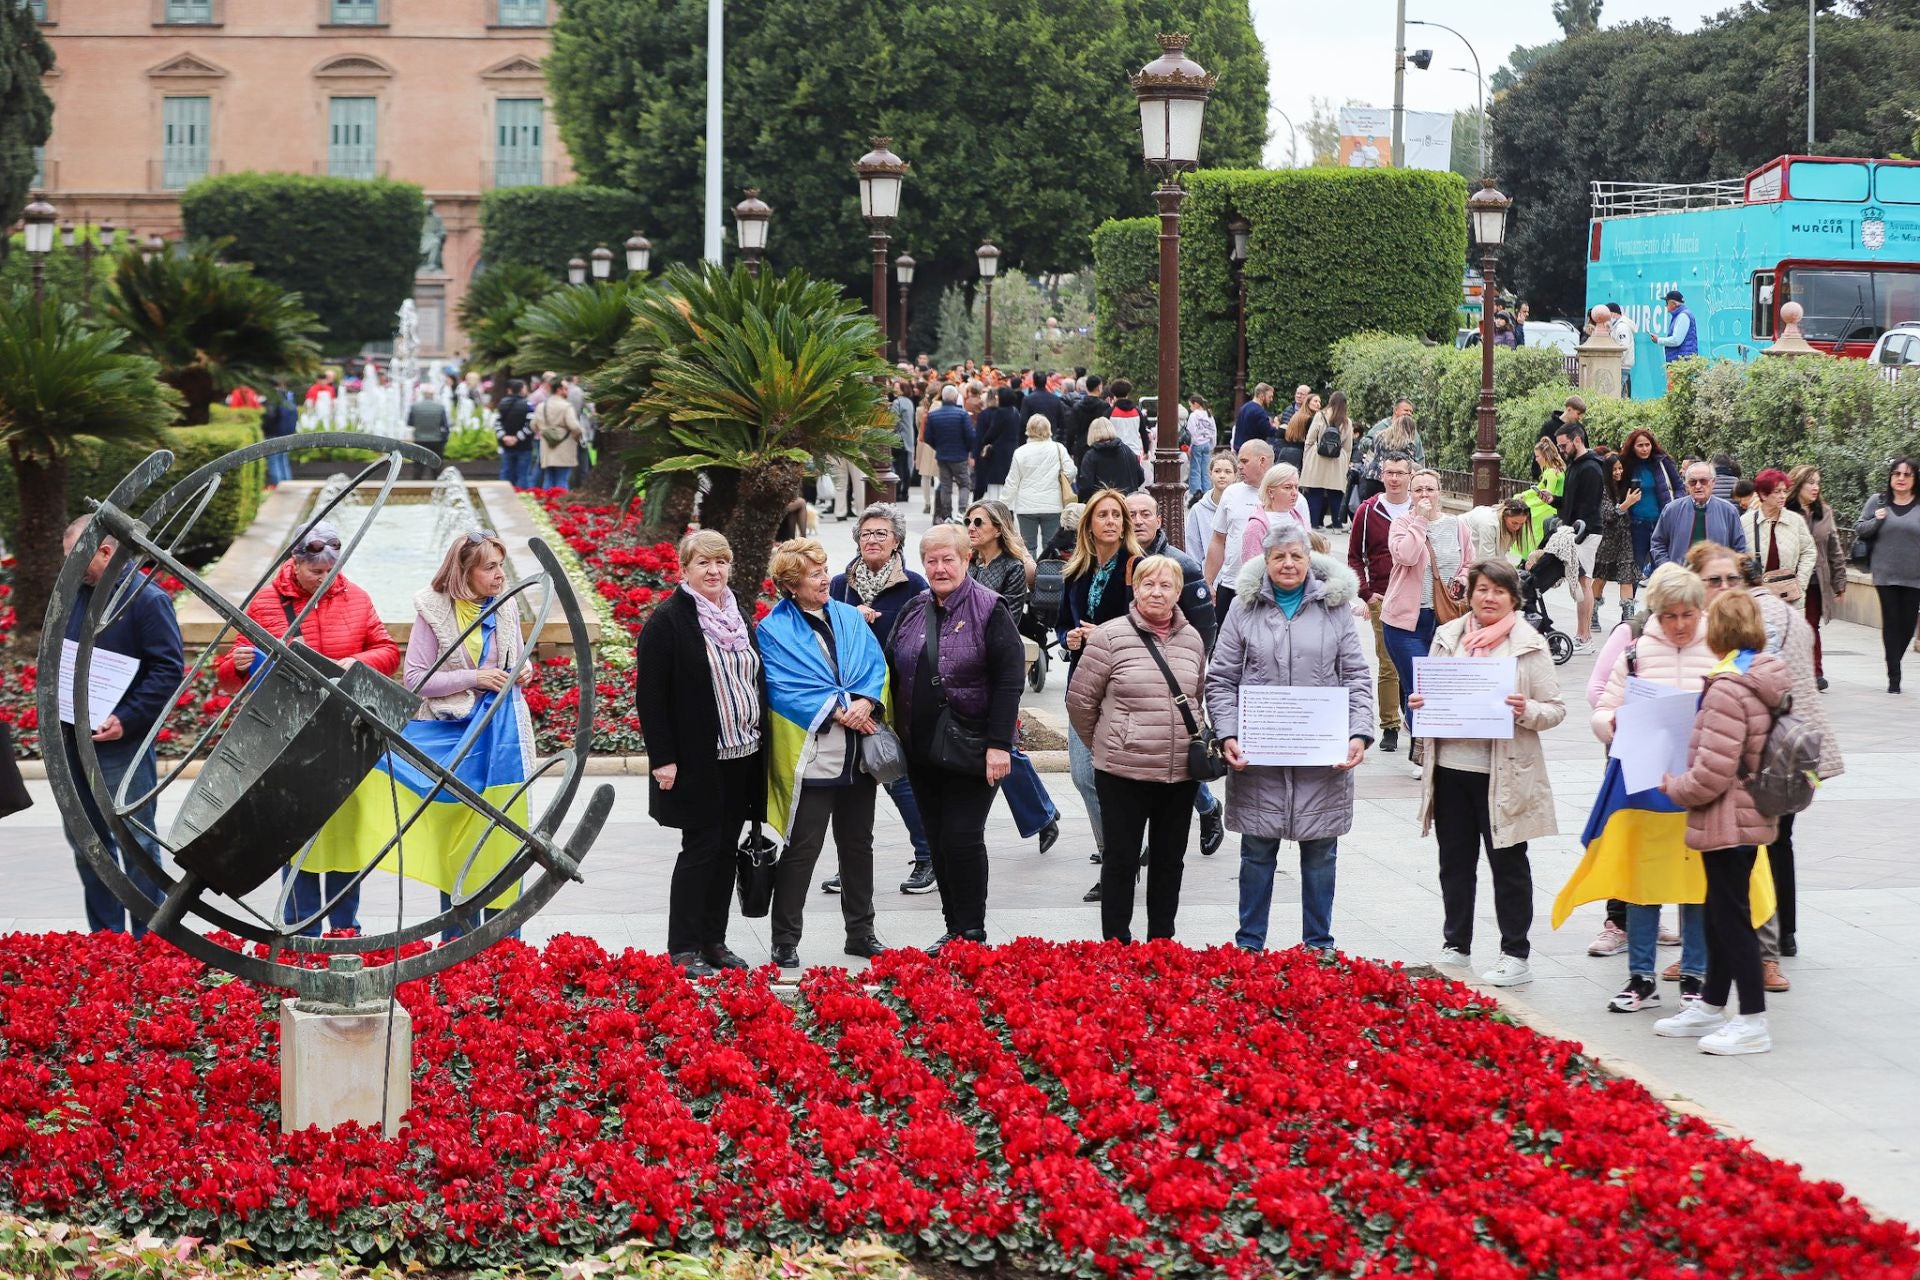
[0,408,264,565]
[180,173,426,349]
[1328,332,1574,468]
[480,186,652,278]
[1089,168,1467,403]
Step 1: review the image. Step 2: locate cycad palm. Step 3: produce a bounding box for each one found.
[515,280,633,380]
[621,263,892,611]
[458,263,555,378]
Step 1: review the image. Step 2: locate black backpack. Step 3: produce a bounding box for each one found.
[1029,557,1067,629]
[1316,418,1344,458]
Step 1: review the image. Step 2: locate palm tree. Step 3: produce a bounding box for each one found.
[0,289,182,642]
[457,263,555,379]
[515,279,633,380]
[625,263,894,614]
[101,240,322,425]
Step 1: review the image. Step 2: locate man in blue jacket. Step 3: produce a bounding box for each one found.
[60,517,186,936]
[922,384,975,523]
[1651,289,1698,364]
[1651,461,1748,568]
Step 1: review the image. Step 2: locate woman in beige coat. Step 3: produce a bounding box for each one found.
[1740,468,1816,604]
[1298,390,1355,530]
[1065,555,1207,943]
[1412,558,1566,988]
[530,376,584,490]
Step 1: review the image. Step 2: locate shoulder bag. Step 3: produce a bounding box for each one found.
[859,721,908,784]
[1428,520,1469,625]
[0,724,31,819]
[1748,512,1804,603]
[1055,445,1075,505]
[734,823,778,917]
[1132,624,1229,781]
[921,607,992,775]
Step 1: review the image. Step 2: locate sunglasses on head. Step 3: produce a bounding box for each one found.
[300,537,342,556]
[466,528,500,543]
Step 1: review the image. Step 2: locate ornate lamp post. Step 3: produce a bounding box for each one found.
[894,251,916,360]
[732,189,771,276]
[566,255,587,286]
[1468,180,1513,510]
[142,234,165,263]
[1132,33,1215,549]
[624,231,651,276]
[22,199,56,305]
[975,241,1000,364]
[589,244,613,281]
[1228,215,1250,413]
[854,137,908,363]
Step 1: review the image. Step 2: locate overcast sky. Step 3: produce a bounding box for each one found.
[1247,0,1733,167]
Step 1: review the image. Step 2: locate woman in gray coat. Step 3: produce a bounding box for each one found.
[1206,521,1374,952]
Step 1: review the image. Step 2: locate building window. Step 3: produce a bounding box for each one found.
[31,145,45,188]
[496,0,545,25]
[163,0,214,22]
[494,98,543,187]
[26,0,49,21]
[329,0,378,21]
[328,97,377,179]
[162,96,210,189]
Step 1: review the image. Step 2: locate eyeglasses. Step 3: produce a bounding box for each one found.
[300,538,342,556]
[1685,478,1713,488]
[966,516,994,529]
[858,529,893,541]
[1700,574,1740,587]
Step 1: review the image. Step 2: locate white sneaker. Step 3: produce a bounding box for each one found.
[1654,1002,1728,1038]
[1482,954,1532,987]
[1699,1014,1771,1056]
[1571,637,1596,655]
[1587,920,1628,957]
[1435,946,1471,968]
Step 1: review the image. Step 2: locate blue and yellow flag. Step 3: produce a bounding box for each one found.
[1552,757,1774,929]
[759,597,892,839]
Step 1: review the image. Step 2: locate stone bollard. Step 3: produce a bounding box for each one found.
[1576,304,1626,399]
[1764,301,1827,359]
[280,955,411,1138]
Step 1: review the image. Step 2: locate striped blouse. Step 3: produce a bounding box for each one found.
[705,641,762,759]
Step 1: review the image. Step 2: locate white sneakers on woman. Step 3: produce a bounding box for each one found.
[1654,1003,1772,1054]
[1482,955,1533,987]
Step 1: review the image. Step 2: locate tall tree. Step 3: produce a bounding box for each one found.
[1553,0,1604,37]
[1490,40,1557,93]
[0,3,54,242]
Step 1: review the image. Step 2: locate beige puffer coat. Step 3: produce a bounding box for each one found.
[1663,650,1792,851]
[1591,615,1716,745]
[1066,603,1207,783]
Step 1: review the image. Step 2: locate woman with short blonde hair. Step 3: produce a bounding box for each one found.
[1004,413,1078,548]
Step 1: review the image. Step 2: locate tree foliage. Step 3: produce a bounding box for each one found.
[546,0,1267,313]
[478,185,653,278]
[456,263,556,379]
[1490,6,1920,318]
[0,4,53,245]
[1553,0,1604,37]
[515,280,635,382]
[179,173,426,349]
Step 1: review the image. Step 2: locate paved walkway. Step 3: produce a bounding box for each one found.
[8,492,1918,1227]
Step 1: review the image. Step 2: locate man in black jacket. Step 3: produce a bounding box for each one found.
[1022,369,1067,442]
[494,379,533,489]
[1532,395,1586,478]
[1553,418,1606,649]
[1066,374,1111,463]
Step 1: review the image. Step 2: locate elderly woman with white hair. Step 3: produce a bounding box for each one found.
[1002,413,1078,549]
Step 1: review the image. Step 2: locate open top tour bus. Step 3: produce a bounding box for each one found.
[1585,155,1920,398]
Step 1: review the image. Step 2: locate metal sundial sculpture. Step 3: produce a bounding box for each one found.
[39,433,613,1008]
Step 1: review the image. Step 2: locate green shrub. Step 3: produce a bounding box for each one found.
[480,186,651,279]
[180,172,426,349]
[1091,218,1158,393]
[0,410,264,564]
[291,425,497,465]
[1328,333,1572,468]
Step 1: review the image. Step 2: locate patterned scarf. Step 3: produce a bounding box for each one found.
[1087,554,1120,616]
[1462,608,1520,657]
[685,582,751,652]
[847,554,902,605]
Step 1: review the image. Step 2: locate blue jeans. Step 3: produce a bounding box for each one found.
[1305,487,1345,529]
[68,739,166,936]
[999,749,1058,839]
[540,465,573,491]
[1382,610,1437,732]
[1067,724,1103,855]
[1194,782,1217,815]
[265,450,293,486]
[1188,441,1213,495]
[282,868,362,937]
[1237,835,1338,951]
[440,890,521,944]
[884,773,933,864]
[1627,901,1705,979]
[1630,516,1656,579]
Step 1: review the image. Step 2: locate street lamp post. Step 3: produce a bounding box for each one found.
[1132,33,1215,550]
[975,242,999,365]
[567,255,587,286]
[854,136,908,364]
[732,189,771,277]
[1467,180,1512,510]
[894,251,915,361]
[1228,216,1250,412]
[22,199,56,305]
[82,221,116,321]
[624,231,651,276]
[142,234,165,263]
[590,244,613,281]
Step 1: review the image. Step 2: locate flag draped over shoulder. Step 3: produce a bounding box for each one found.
[1553,757,1774,929]
[759,597,891,839]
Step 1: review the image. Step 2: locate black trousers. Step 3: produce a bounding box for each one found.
[1771,811,1796,940]
[1214,586,1236,620]
[1702,845,1765,1015]
[1094,771,1198,942]
[1433,766,1533,959]
[770,778,877,948]
[1876,583,1920,681]
[667,821,742,954]
[908,763,995,935]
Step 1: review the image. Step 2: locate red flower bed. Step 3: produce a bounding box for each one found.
[0,933,1911,1276]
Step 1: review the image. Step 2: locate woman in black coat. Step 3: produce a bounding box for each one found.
[1075,418,1146,501]
[974,386,1024,499]
[635,530,766,978]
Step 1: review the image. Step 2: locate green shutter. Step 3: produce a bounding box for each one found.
[494,99,543,187]
[328,97,377,179]
[496,0,546,25]
[164,0,213,22]
[31,145,45,188]
[330,0,379,22]
[162,97,210,190]
[28,1,49,21]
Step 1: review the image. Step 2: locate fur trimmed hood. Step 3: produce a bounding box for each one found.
[1233,550,1360,611]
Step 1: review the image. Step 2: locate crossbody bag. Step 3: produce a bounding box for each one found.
[1131,624,1228,781]
[921,608,992,776]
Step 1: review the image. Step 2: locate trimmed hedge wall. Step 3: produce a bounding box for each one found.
[1089,168,1467,403]
[1328,332,1574,469]
[180,173,426,350]
[0,409,264,564]
[480,186,652,278]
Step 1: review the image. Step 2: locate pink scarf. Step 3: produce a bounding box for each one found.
[1461,609,1519,656]
[685,582,752,652]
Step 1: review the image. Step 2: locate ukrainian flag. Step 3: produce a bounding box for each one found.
[759,597,891,839]
[1553,757,1774,929]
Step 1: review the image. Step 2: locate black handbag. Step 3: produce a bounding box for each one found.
[0,724,30,819]
[922,607,991,776]
[1133,625,1229,782]
[734,824,777,917]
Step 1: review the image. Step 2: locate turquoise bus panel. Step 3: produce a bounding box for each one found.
[1875,166,1920,206]
[1788,160,1871,202]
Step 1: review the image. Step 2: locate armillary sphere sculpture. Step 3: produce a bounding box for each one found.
[39,434,614,1008]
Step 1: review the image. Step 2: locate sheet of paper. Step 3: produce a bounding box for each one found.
[1411,656,1517,741]
[1237,684,1349,767]
[1624,675,1682,703]
[58,638,141,732]
[1610,683,1698,794]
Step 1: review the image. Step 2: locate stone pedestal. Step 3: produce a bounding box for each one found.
[1576,305,1625,399]
[280,997,412,1138]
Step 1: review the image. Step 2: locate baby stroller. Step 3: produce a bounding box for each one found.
[1517,516,1583,666]
[1024,556,1068,692]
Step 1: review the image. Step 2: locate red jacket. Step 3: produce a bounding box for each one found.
[1345,494,1396,602]
[215,562,399,692]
